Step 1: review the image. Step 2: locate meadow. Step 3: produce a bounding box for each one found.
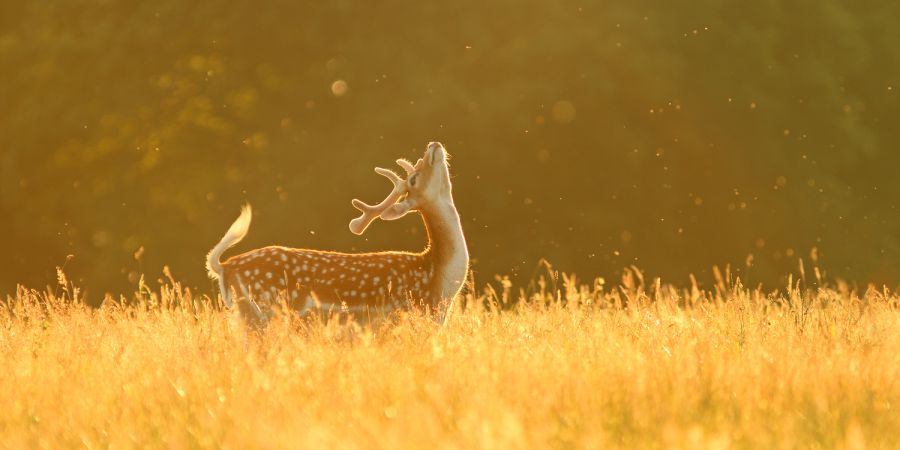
[1,267,898,449]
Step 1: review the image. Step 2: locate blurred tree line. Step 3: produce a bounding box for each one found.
[1,1,898,300]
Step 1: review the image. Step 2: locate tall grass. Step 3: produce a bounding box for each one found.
[1,268,898,449]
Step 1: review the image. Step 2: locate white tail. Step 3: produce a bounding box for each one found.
[206,204,252,307]
[207,142,469,323]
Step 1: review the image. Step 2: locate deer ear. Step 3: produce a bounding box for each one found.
[380,198,417,220]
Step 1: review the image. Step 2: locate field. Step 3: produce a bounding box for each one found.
[2,269,899,449]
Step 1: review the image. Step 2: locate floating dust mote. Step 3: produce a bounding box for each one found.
[1,276,899,449]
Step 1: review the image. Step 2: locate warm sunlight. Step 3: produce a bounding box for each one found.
[1,1,897,448]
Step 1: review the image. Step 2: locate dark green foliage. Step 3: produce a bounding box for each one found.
[1,1,898,299]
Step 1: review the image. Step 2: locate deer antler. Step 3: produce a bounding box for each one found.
[396,158,415,175]
[349,166,408,235]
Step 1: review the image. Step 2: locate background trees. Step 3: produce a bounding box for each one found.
[2,1,898,299]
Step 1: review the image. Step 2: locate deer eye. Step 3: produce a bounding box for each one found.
[408,173,419,187]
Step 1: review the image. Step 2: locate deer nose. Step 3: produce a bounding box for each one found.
[427,142,445,165]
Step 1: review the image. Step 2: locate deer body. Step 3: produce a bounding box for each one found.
[206,142,468,322]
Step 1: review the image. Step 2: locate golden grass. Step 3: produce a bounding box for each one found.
[1,270,899,450]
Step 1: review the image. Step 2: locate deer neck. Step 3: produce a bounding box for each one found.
[420,198,468,305]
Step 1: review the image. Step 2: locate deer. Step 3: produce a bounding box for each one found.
[205,141,468,325]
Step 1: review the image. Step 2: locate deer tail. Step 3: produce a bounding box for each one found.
[206,204,252,280]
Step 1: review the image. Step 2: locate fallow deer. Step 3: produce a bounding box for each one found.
[205,141,468,324]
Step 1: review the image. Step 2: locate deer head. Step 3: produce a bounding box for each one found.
[349,142,453,235]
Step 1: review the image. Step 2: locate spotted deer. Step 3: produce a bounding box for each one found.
[205,142,468,324]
